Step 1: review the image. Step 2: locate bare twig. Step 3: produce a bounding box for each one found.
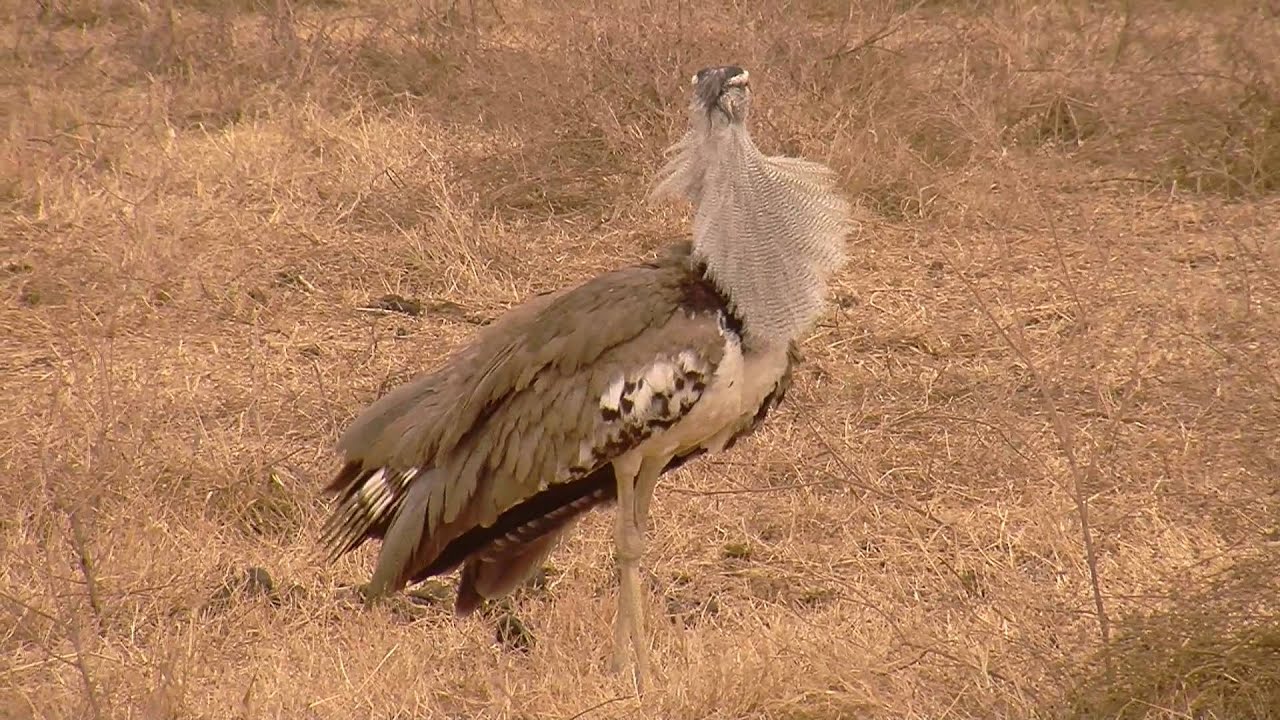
[66,510,104,623]
[42,536,105,720]
[563,695,633,720]
[1012,176,1087,325]
[942,246,1113,674]
[824,0,926,62]
[796,406,951,531]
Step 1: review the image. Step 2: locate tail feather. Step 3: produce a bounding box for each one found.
[319,462,423,562]
[368,472,436,599]
[455,530,564,615]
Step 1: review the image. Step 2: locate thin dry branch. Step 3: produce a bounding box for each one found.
[40,538,104,720]
[942,245,1113,673]
[824,0,927,62]
[66,511,103,623]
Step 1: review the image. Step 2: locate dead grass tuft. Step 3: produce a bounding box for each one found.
[1067,550,1280,718]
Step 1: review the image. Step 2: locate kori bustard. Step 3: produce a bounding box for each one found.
[320,65,850,690]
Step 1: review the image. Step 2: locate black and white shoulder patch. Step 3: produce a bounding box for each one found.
[554,348,714,486]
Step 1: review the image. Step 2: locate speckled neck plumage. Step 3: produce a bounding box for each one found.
[651,78,851,350]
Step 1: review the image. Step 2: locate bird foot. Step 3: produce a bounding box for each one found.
[609,607,632,673]
[606,660,648,697]
[607,612,649,695]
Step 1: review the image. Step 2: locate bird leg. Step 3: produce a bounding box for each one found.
[609,455,662,693]
[633,455,664,535]
[610,458,634,672]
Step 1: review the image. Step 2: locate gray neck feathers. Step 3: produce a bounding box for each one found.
[651,113,850,349]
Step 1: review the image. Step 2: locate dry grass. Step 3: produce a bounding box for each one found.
[3,0,1279,717]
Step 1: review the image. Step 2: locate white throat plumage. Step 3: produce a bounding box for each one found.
[651,79,851,349]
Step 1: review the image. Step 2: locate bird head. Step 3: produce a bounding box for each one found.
[690,65,751,125]
[649,64,755,205]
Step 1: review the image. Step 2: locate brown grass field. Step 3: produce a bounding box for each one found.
[3,0,1279,717]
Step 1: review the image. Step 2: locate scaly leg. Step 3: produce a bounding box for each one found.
[608,455,661,693]
[610,455,641,676]
[625,456,665,691]
[633,455,664,535]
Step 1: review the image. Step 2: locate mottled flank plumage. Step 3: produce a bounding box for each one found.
[319,64,849,693]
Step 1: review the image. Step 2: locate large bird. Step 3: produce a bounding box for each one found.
[320,65,850,691]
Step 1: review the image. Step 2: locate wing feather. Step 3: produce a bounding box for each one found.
[321,244,730,595]
[446,338,801,612]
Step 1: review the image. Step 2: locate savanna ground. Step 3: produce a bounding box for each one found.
[3,0,1279,717]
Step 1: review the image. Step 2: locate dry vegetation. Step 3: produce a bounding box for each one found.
[3,0,1280,717]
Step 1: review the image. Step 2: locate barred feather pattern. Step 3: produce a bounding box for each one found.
[649,69,734,207]
[650,127,708,206]
[693,126,849,347]
[650,71,851,349]
[477,485,607,561]
[320,465,422,560]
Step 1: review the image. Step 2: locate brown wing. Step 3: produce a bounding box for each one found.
[447,339,802,614]
[321,243,733,597]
